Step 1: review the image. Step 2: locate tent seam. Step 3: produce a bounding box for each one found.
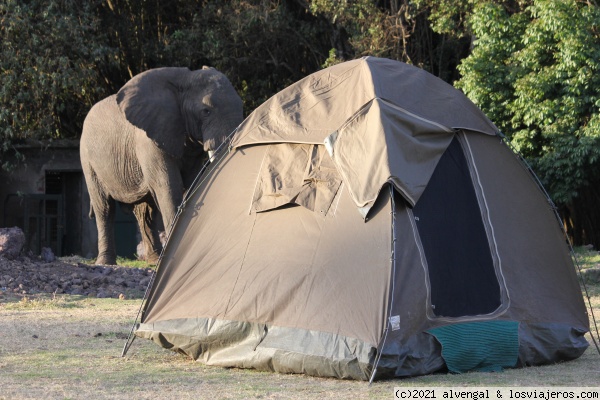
[460,132,511,317]
[223,212,258,317]
[369,185,396,384]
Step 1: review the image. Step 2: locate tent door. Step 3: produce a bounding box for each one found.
[412,135,504,319]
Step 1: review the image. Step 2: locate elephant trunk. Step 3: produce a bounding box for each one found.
[203,112,243,153]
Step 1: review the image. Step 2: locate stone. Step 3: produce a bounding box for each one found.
[41,247,55,263]
[114,278,125,286]
[0,227,26,259]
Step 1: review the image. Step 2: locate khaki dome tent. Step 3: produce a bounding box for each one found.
[133,57,589,380]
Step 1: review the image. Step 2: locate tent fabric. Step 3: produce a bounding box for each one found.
[136,317,376,380]
[230,57,497,149]
[251,143,342,215]
[135,57,590,380]
[426,321,519,373]
[142,144,393,346]
[325,98,455,212]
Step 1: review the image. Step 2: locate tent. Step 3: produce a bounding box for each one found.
[133,57,589,380]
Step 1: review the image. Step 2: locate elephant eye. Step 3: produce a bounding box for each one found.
[200,108,211,118]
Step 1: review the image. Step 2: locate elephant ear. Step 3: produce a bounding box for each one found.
[117,67,190,159]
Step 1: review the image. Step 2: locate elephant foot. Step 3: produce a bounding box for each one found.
[95,255,117,265]
[146,252,161,266]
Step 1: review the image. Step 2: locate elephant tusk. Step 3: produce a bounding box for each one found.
[208,151,215,162]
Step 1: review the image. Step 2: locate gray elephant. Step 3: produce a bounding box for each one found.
[80,67,243,265]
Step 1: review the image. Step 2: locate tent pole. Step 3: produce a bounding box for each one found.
[369,185,398,384]
[498,132,600,356]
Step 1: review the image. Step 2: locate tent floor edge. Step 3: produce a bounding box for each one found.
[136,318,377,381]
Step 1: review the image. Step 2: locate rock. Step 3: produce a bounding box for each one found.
[139,277,151,287]
[71,287,84,295]
[0,254,151,300]
[0,227,26,259]
[41,247,55,263]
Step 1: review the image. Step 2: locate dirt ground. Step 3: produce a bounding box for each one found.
[0,255,153,300]
[1,253,599,399]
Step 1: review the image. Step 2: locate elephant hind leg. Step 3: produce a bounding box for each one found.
[93,196,117,265]
[133,202,162,265]
[81,158,118,265]
[85,173,117,265]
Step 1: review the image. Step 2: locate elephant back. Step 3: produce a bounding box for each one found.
[83,95,137,140]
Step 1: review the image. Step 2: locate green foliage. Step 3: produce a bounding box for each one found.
[456,0,600,206]
[162,1,332,112]
[2,0,599,245]
[309,0,387,60]
[0,0,115,169]
[310,0,472,81]
[412,0,474,36]
[412,0,531,37]
[0,0,333,167]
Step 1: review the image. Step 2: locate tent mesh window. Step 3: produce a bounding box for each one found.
[412,136,501,318]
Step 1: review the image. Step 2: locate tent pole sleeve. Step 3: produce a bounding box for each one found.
[369,185,398,384]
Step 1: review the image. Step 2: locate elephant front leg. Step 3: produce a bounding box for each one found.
[147,164,184,237]
[138,141,184,244]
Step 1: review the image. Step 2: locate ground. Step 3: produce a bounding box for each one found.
[0,255,152,300]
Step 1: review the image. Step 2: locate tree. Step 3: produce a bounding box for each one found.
[162,1,333,112]
[308,0,472,81]
[456,0,600,245]
[0,0,334,170]
[0,0,115,170]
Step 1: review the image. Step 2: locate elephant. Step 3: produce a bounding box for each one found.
[80,67,243,265]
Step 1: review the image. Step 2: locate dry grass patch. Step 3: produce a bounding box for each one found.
[1,285,599,399]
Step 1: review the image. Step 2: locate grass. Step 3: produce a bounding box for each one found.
[1,296,598,400]
[67,255,156,270]
[573,246,600,270]
[1,251,599,399]
[574,247,600,299]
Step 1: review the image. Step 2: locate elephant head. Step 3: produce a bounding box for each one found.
[115,67,243,159]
